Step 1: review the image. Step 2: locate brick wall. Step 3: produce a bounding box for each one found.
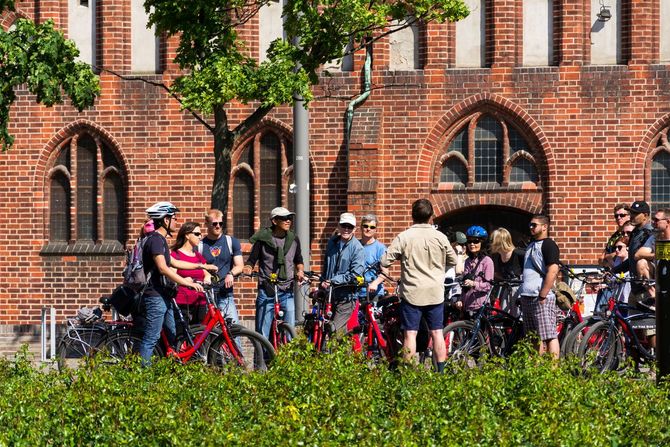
[1,1,670,348]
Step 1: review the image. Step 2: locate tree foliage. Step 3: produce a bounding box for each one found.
[144,0,468,212]
[0,1,100,150]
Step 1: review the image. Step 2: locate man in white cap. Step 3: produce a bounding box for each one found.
[244,207,305,338]
[321,212,366,333]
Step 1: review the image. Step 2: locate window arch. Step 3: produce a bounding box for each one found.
[230,128,297,239]
[651,129,670,210]
[47,131,126,249]
[438,113,541,188]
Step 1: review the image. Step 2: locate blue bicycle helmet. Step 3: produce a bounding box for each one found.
[465,225,488,239]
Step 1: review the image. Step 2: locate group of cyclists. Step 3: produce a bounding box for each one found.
[129,197,660,370]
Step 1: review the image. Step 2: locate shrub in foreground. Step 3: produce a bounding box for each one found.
[0,341,668,446]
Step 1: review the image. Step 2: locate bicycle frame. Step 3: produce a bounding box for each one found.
[248,271,295,349]
[159,284,245,365]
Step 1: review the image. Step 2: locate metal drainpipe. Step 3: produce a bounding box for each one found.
[344,44,372,156]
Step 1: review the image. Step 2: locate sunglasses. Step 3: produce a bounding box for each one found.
[614,213,629,219]
[466,239,482,244]
[624,230,633,236]
[340,223,355,230]
[652,217,668,223]
[190,232,202,237]
[209,221,223,227]
[615,245,626,251]
[362,224,377,229]
[529,222,539,228]
[275,216,293,222]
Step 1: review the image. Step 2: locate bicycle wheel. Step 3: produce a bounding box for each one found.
[578,321,621,373]
[56,325,108,370]
[275,322,297,347]
[443,321,488,368]
[176,324,222,364]
[207,325,276,371]
[100,330,163,364]
[560,317,596,358]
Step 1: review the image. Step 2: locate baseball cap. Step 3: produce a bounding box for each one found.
[339,213,356,226]
[455,231,467,244]
[630,200,650,215]
[270,207,295,220]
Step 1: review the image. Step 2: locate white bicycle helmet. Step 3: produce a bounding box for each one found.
[146,201,180,219]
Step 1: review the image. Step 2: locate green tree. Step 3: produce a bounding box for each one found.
[0,0,100,150]
[145,0,468,214]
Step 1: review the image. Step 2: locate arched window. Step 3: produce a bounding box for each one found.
[651,130,670,210]
[46,131,127,250]
[230,129,300,238]
[439,113,541,188]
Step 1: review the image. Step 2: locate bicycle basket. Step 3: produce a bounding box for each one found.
[109,284,141,317]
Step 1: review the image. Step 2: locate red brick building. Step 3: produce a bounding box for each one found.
[2,0,670,352]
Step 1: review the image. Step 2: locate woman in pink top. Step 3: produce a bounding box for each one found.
[456,226,494,312]
[170,222,211,323]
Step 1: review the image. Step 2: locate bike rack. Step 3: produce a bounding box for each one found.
[40,306,56,362]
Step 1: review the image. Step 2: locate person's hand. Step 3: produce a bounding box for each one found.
[204,264,218,273]
[367,283,378,294]
[204,277,211,285]
[463,279,475,288]
[321,280,331,290]
[454,301,463,310]
[242,265,253,276]
[224,272,234,288]
[190,282,204,293]
[296,270,305,284]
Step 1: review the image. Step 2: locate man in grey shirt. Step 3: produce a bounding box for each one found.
[381,199,457,372]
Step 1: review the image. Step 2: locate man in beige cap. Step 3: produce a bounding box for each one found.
[244,207,305,338]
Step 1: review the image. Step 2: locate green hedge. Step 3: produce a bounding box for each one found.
[0,341,669,446]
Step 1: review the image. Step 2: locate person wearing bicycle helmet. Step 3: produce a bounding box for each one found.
[457,226,494,312]
[140,201,204,365]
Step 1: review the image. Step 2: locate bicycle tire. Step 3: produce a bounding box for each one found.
[176,324,222,364]
[577,321,621,373]
[56,325,109,371]
[99,329,164,364]
[276,322,297,347]
[442,320,488,368]
[207,325,276,371]
[560,317,597,358]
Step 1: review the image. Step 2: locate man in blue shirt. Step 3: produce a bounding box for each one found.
[359,214,388,299]
[199,209,244,323]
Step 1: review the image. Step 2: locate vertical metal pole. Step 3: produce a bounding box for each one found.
[50,307,57,360]
[41,307,47,362]
[656,240,670,382]
[293,95,310,322]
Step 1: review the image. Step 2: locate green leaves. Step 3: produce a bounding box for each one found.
[0,18,100,150]
[0,341,670,445]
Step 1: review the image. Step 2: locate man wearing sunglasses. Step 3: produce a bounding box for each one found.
[359,214,389,299]
[245,207,305,338]
[598,204,630,268]
[199,209,244,324]
[322,212,366,333]
[518,214,561,358]
[627,200,656,312]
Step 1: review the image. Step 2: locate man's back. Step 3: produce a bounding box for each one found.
[382,224,456,306]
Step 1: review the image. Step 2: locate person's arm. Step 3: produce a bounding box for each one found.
[330,245,366,285]
[170,257,218,272]
[472,257,494,292]
[225,255,244,288]
[539,240,560,301]
[445,242,458,271]
[634,247,654,262]
[293,238,305,282]
[154,254,203,292]
[243,242,262,276]
[539,263,559,301]
[381,236,402,268]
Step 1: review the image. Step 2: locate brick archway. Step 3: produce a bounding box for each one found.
[418,93,553,216]
[640,113,670,202]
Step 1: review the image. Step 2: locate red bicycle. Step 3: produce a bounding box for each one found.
[102,278,275,370]
[243,271,297,350]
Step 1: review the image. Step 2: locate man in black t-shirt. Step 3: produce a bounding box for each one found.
[518,214,561,358]
[139,202,203,364]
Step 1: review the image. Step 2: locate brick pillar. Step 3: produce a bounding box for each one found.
[627,0,653,64]
[425,21,448,70]
[33,0,64,26]
[558,0,587,65]
[490,0,521,67]
[97,0,130,72]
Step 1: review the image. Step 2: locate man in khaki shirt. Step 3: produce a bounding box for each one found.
[381,199,457,372]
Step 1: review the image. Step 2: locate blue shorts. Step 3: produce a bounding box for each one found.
[400,301,444,331]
